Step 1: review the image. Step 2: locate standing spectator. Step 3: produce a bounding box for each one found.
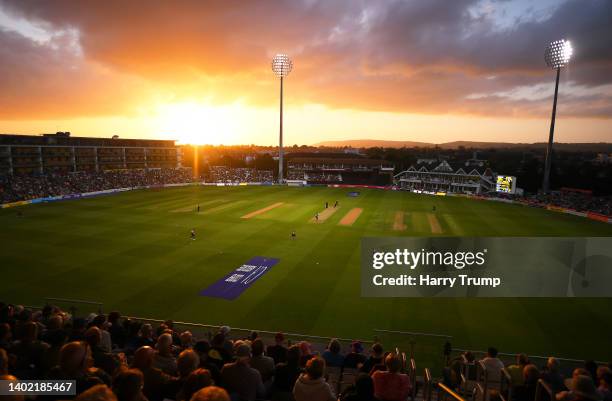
[220,341,265,401]
[267,333,288,364]
[322,339,344,368]
[479,347,505,382]
[153,333,177,376]
[371,354,411,401]
[506,354,530,386]
[293,357,335,401]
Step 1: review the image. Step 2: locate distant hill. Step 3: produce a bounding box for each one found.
[314,139,612,152]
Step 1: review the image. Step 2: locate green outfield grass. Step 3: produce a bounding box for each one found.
[1,185,612,364]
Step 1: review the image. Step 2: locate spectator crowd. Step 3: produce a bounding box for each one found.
[202,167,273,184]
[481,191,612,217]
[0,168,194,204]
[0,302,411,401]
[1,302,611,401]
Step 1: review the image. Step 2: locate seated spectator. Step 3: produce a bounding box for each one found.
[542,357,566,394]
[180,368,213,401]
[506,353,530,386]
[220,341,265,401]
[371,353,410,401]
[191,386,231,401]
[89,315,112,353]
[566,375,603,401]
[559,369,592,401]
[341,373,379,401]
[209,333,232,369]
[153,333,177,376]
[165,349,201,400]
[0,348,8,375]
[344,341,366,370]
[181,331,195,350]
[250,339,275,385]
[9,321,50,379]
[135,324,155,350]
[293,357,335,401]
[480,347,505,382]
[598,369,612,401]
[0,374,25,401]
[267,333,288,364]
[75,384,118,401]
[298,342,315,367]
[193,340,221,385]
[514,364,539,401]
[48,341,111,396]
[113,368,148,401]
[273,344,303,395]
[131,346,171,401]
[322,339,344,368]
[361,343,384,374]
[108,312,127,349]
[0,322,12,350]
[85,326,121,376]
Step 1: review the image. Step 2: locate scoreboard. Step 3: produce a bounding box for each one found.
[496,175,516,194]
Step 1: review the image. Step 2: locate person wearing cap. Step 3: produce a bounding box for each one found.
[344,341,367,370]
[220,341,265,401]
[267,332,288,364]
[293,356,336,401]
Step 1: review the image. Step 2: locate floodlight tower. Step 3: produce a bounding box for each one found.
[542,39,572,192]
[271,54,293,184]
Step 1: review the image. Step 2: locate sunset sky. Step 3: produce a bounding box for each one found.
[0,0,610,145]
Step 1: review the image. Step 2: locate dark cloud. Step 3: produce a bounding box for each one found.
[0,0,611,119]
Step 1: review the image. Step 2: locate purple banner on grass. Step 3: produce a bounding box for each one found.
[199,256,280,300]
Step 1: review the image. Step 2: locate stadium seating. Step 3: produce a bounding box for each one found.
[1,301,610,401]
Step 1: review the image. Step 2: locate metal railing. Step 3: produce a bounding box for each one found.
[438,382,466,401]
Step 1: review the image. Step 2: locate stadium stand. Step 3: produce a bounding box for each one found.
[0,302,610,401]
[0,168,193,204]
[202,167,273,184]
[286,153,394,185]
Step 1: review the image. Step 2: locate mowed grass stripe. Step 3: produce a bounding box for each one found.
[427,213,443,234]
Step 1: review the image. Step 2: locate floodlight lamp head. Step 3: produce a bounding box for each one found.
[545,39,572,69]
[272,54,293,78]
